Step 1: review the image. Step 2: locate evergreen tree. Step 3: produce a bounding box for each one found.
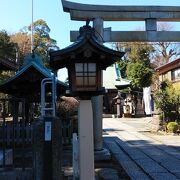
[114,42,154,90]
[0,30,16,59]
[28,19,59,66]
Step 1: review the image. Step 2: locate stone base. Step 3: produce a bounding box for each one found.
[97,168,120,179]
[151,114,161,132]
[94,148,111,161]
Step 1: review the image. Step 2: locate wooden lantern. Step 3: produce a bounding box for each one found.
[50,24,124,98]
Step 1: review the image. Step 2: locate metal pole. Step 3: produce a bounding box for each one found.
[41,77,56,117]
[31,0,34,52]
[22,98,25,171]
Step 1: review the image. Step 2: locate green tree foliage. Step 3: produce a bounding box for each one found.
[0,30,16,59]
[127,42,154,66]
[28,19,59,65]
[126,62,153,89]
[0,30,16,83]
[11,19,59,67]
[116,59,127,78]
[115,42,154,89]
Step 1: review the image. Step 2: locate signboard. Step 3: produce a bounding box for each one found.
[45,121,52,141]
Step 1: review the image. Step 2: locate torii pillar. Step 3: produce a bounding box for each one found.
[91,17,111,160]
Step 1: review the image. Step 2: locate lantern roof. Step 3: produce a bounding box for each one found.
[0,54,67,101]
[50,24,125,70]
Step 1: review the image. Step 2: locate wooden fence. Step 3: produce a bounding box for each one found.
[0,123,33,147]
[0,120,73,147]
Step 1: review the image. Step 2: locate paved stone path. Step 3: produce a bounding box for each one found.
[103,117,180,180]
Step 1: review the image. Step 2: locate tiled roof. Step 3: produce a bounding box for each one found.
[0,54,67,98]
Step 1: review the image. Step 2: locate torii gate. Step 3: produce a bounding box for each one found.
[61,0,180,161]
[62,0,180,42]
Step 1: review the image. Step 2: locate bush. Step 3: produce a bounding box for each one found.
[57,96,79,118]
[167,122,179,133]
[154,80,180,122]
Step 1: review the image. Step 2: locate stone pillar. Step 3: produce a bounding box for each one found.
[33,117,62,180]
[92,18,111,160]
[93,17,104,44]
[145,18,157,31]
[78,100,95,180]
[91,95,103,150]
[117,98,121,118]
[92,17,103,151]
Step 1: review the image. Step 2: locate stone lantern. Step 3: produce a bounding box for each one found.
[50,23,124,180]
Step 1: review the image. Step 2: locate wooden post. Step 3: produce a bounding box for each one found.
[43,117,53,180]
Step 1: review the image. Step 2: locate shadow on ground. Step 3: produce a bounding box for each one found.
[104,136,180,179]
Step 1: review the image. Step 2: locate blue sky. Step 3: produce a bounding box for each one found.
[0,0,180,49]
